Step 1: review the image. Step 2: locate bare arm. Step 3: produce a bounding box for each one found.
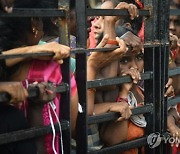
[167,108,180,142]
[0,82,28,103]
[87,36,127,115]
[3,42,70,67]
[71,91,78,139]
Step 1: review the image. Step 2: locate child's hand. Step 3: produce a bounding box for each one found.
[109,102,133,121]
[120,31,143,53]
[170,33,179,50]
[164,78,174,97]
[104,2,139,23]
[88,35,127,71]
[121,67,141,84]
[115,2,139,20]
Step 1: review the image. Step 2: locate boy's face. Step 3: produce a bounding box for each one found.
[169,15,180,38]
[93,1,114,40]
[93,16,104,39]
[169,6,180,38]
[119,51,144,74]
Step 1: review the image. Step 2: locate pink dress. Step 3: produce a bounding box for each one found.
[19,60,77,154]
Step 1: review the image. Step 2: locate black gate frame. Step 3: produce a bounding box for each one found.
[75,0,180,154]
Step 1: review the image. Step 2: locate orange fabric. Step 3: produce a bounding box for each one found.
[177,103,180,114]
[121,121,144,154]
[127,121,144,140]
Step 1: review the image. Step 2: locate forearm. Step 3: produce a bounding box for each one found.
[167,108,179,129]
[2,46,34,67]
[167,114,176,129]
[103,21,116,40]
[87,63,97,115]
[94,102,116,115]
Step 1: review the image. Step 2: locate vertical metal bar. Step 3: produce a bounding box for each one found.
[158,0,169,153]
[154,46,163,154]
[144,47,155,154]
[144,0,157,153]
[58,1,71,154]
[75,0,88,154]
[161,45,169,153]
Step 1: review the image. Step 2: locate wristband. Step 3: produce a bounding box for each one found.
[87,88,96,93]
[107,39,118,45]
[117,96,128,103]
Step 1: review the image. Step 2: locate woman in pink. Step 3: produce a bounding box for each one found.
[0,1,78,154]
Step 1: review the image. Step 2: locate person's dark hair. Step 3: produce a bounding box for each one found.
[0,0,43,78]
[0,0,43,51]
[117,0,143,34]
[170,0,180,8]
[0,60,7,81]
[0,18,33,51]
[40,0,59,37]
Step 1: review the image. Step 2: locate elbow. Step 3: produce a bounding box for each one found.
[88,106,95,116]
[88,109,94,116]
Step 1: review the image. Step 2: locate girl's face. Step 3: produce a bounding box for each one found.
[119,51,144,74]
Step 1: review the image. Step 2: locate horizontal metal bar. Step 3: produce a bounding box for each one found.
[87,71,153,88]
[0,52,54,60]
[0,120,69,145]
[0,8,66,17]
[144,41,169,48]
[88,104,153,124]
[72,47,119,54]
[73,42,167,54]
[167,96,180,107]
[170,9,180,16]
[0,42,166,59]
[88,136,148,154]
[0,48,118,59]
[169,67,180,76]
[56,82,69,93]
[87,9,150,17]
[0,83,69,103]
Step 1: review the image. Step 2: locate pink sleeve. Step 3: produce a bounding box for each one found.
[71,74,77,97]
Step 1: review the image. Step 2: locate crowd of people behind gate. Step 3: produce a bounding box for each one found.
[0,0,179,154]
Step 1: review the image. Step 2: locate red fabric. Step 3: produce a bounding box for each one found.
[138,22,144,42]
[135,0,143,9]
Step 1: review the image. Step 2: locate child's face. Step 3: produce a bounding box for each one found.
[119,51,144,74]
[169,6,180,38]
